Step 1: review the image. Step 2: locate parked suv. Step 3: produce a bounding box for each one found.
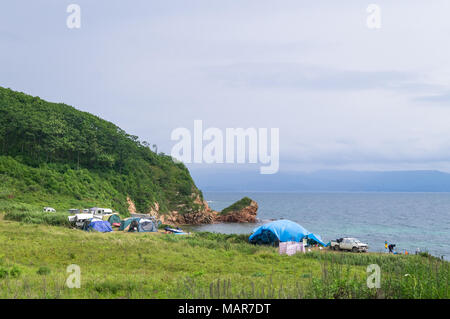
[330,237,368,252]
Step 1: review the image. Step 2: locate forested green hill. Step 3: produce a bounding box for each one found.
[0,86,204,215]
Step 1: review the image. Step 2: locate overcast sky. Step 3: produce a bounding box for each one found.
[2,1,450,176]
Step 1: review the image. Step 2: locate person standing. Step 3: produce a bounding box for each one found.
[388,244,396,253]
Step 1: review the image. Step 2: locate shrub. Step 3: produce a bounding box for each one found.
[37,266,51,276]
[0,267,8,279]
[93,281,138,295]
[9,266,21,278]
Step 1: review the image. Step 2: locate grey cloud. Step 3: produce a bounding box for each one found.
[415,92,450,105]
[204,62,434,92]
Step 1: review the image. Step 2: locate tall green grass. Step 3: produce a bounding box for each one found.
[0,218,448,299]
[3,211,70,226]
[174,252,449,299]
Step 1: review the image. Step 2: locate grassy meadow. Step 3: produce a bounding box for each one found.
[0,213,448,299]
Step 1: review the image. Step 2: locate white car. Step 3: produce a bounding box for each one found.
[68,213,94,228]
[330,237,368,252]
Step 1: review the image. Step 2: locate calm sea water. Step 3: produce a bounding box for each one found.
[185,192,450,260]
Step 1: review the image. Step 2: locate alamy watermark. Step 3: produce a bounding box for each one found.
[170,120,279,174]
[66,264,81,288]
[66,4,81,29]
[366,4,381,29]
[366,264,381,288]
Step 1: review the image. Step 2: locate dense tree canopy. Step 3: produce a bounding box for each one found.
[0,86,204,214]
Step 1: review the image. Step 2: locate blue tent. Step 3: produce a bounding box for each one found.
[249,220,328,246]
[86,220,113,232]
[249,220,309,244]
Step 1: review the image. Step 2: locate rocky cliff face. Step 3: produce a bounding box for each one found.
[127,196,136,214]
[159,196,217,225]
[160,209,217,225]
[128,195,258,226]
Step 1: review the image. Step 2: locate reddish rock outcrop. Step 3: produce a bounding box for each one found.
[127,196,136,214]
[216,199,258,223]
[160,210,218,225]
[159,196,219,225]
[128,196,160,218]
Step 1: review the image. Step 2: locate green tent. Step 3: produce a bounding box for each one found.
[108,214,121,225]
[119,217,140,231]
